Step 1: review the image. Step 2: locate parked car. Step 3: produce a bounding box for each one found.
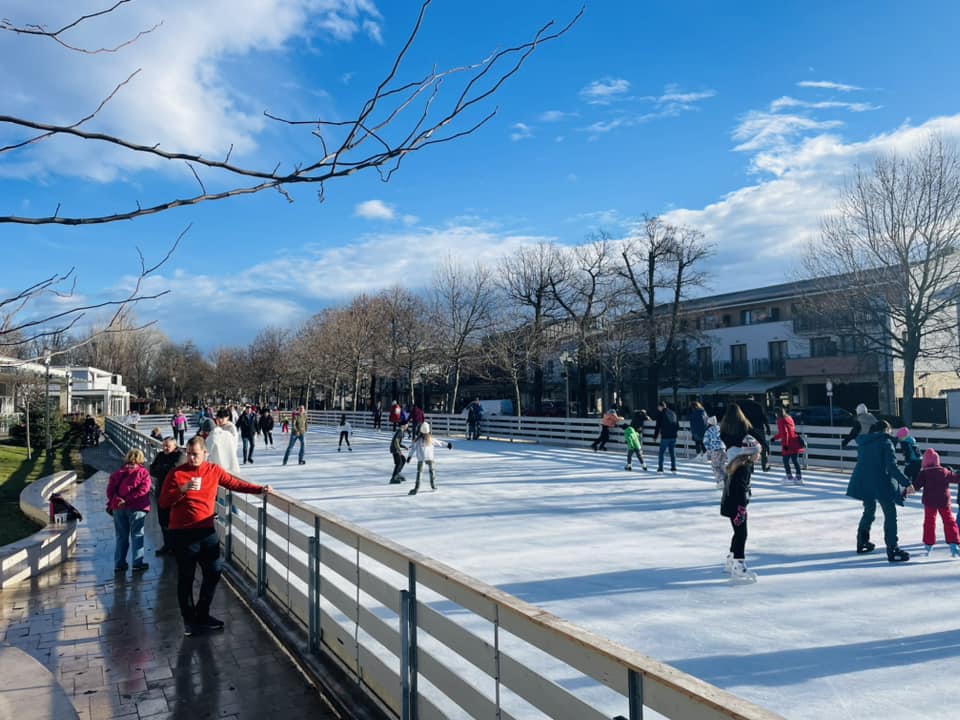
[789,406,854,427]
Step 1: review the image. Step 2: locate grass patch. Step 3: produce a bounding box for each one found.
[0,434,89,546]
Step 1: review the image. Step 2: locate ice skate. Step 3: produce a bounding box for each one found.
[856,531,875,554]
[729,559,757,582]
[886,546,910,562]
[624,464,633,471]
[951,543,960,558]
[641,464,648,471]
[723,552,734,574]
[793,476,804,485]
[925,544,933,556]
[781,474,794,485]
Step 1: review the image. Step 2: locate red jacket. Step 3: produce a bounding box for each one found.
[914,466,960,509]
[159,461,264,530]
[773,416,804,456]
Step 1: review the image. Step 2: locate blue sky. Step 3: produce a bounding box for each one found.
[4,0,960,350]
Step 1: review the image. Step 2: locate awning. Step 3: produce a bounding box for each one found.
[718,377,796,395]
[664,381,737,396]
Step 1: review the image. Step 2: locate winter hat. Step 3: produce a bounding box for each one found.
[922,447,941,469]
[420,421,431,435]
[727,435,760,460]
[199,418,216,434]
[895,427,910,440]
[855,403,869,415]
[707,415,718,427]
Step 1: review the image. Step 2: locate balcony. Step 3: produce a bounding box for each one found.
[785,353,879,377]
[713,360,749,379]
[751,357,786,377]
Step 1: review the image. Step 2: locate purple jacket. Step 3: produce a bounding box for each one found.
[106,464,152,512]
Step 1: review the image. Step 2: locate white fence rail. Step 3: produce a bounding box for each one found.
[107,416,783,719]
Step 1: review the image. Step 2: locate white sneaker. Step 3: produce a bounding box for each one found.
[730,559,757,582]
[723,552,734,573]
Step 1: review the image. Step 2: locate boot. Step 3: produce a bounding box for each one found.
[925,544,934,556]
[723,552,734,574]
[886,546,910,562]
[856,531,875,554]
[730,559,757,582]
[408,483,419,496]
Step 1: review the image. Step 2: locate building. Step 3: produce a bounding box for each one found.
[68,367,130,417]
[0,358,130,420]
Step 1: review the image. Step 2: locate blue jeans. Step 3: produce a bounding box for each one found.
[283,433,305,464]
[242,435,255,463]
[658,439,677,470]
[114,508,147,569]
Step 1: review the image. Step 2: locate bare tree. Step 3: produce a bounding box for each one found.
[1,2,581,226]
[618,216,712,409]
[498,241,560,413]
[247,327,290,406]
[804,136,960,424]
[380,287,432,407]
[549,235,619,416]
[432,257,495,412]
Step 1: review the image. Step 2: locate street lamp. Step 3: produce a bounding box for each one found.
[171,374,176,410]
[559,351,571,418]
[43,351,52,458]
[826,379,834,427]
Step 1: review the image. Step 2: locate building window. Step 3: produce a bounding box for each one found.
[768,341,787,363]
[770,307,781,321]
[722,314,731,327]
[810,336,837,357]
[741,310,753,325]
[731,344,748,375]
[838,335,863,355]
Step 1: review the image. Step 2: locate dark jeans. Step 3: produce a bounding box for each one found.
[729,516,748,558]
[242,435,255,463]
[174,428,185,445]
[170,527,222,622]
[338,431,351,449]
[782,454,802,477]
[658,439,677,470]
[262,430,273,446]
[391,451,406,479]
[283,433,305,464]
[858,496,899,549]
[592,426,611,450]
[693,434,705,455]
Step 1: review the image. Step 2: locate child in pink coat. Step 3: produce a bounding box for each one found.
[913,448,960,557]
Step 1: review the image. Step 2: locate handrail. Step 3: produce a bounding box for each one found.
[107,416,783,719]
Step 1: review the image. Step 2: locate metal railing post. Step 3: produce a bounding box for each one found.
[406,562,418,720]
[256,497,267,597]
[224,490,233,562]
[308,535,318,653]
[628,669,644,720]
[400,589,411,720]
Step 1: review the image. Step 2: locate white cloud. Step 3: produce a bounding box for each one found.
[655,87,717,105]
[733,111,844,154]
[0,0,384,182]
[539,110,576,122]
[354,199,396,220]
[510,122,533,141]
[402,214,419,226]
[797,80,863,92]
[665,114,960,294]
[770,96,880,113]
[579,78,630,104]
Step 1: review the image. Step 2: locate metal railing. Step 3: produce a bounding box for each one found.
[107,416,784,720]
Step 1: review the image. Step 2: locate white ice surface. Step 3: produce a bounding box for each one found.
[240,425,955,720]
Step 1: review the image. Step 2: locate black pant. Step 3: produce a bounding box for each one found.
[154,488,171,549]
[263,430,273,446]
[592,426,611,450]
[174,428,185,445]
[170,527,222,622]
[729,516,748,558]
[338,431,351,449]
[749,429,770,469]
[391,451,406,479]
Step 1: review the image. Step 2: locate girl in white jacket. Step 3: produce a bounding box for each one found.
[406,422,452,495]
[337,414,352,452]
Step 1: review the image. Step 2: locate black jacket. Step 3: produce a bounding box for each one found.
[149,449,187,495]
[390,428,407,455]
[721,461,753,517]
[738,399,769,435]
[260,414,275,432]
[237,412,260,438]
[654,408,679,440]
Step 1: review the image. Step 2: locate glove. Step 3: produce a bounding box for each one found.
[447,443,453,449]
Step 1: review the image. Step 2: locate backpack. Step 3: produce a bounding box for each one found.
[49,493,83,522]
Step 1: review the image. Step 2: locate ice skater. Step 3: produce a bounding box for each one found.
[389,421,409,484]
[591,407,624,452]
[721,436,760,582]
[895,426,922,486]
[337,414,352,452]
[913,448,960,556]
[622,421,647,471]
[406,422,453,495]
[703,415,726,488]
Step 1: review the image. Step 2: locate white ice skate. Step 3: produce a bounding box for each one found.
[729,559,757,583]
[624,464,633,471]
[723,552,734,574]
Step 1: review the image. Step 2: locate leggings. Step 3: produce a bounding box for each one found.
[729,515,747,559]
[782,454,802,478]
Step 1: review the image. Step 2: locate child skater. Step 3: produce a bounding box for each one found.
[389,421,409,484]
[895,427,923,486]
[703,415,726,489]
[721,435,760,582]
[406,422,453,495]
[622,422,647,471]
[337,414,352,452]
[913,448,960,557]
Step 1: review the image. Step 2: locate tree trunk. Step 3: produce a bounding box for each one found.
[451,360,462,415]
[533,366,544,412]
[901,353,917,425]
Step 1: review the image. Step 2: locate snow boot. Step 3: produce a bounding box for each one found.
[729,559,757,582]
[886,546,910,562]
[723,552,734,574]
[856,531,876,554]
[951,543,960,558]
[925,544,934,557]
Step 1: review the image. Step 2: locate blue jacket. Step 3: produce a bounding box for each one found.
[687,409,708,439]
[846,431,909,504]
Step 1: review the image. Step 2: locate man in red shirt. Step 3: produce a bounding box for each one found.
[160,435,272,636]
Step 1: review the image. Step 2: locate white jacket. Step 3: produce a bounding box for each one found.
[339,422,352,434]
[409,436,447,463]
[207,425,240,474]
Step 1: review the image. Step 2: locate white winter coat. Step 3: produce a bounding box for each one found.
[408,435,447,463]
[339,422,352,434]
[207,425,240,474]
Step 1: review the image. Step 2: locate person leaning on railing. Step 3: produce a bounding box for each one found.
[159,435,272,637]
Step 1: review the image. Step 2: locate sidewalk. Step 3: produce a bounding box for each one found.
[0,444,339,719]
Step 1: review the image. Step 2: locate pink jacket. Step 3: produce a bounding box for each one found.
[106,464,152,512]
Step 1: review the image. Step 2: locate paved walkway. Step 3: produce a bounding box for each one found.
[0,444,340,720]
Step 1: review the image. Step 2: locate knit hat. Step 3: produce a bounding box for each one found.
[420,422,431,435]
[727,435,760,460]
[707,415,718,426]
[855,403,868,415]
[922,447,941,469]
[896,427,910,440]
[199,418,215,434]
